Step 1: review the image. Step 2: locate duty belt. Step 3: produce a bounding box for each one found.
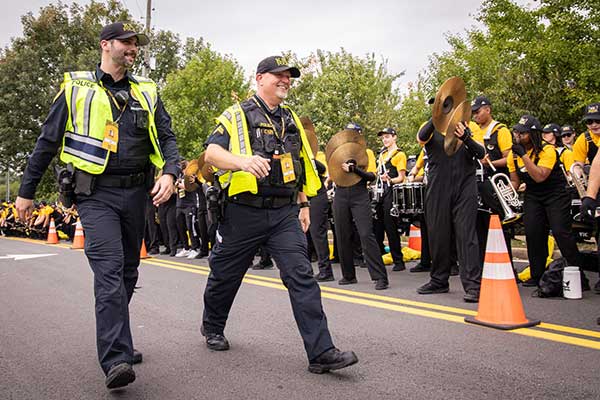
[228,192,295,209]
[95,172,146,188]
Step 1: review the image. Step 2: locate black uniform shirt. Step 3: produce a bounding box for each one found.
[19,65,180,199]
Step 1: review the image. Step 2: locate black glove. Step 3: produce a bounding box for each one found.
[580,196,598,223]
[457,126,472,142]
[512,144,526,157]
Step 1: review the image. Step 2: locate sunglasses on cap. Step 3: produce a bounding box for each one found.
[586,119,600,125]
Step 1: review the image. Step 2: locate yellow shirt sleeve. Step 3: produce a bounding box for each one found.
[496,126,513,153]
[469,121,484,144]
[537,145,557,170]
[560,148,574,171]
[367,149,376,173]
[391,151,407,171]
[572,134,589,163]
[415,149,425,169]
[507,150,516,173]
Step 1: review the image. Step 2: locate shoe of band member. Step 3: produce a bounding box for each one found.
[175,248,191,258]
[195,251,209,259]
[316,272,335,282]
[410,262,431,273]
[105,362,135,389]
[148,248,160,256]
[160,248,171,255]
[252,261,274,270]
[186,249,200,259]
[338,277,358,285]
[521,278,538,287]
[450,265,459,276]
[132,349,142,364]
[375,279,389,290]
[308,348,359,374]
[392,262,406,272]
[417,282,449,294]
[201,325,230,351]
[463,291,479,303]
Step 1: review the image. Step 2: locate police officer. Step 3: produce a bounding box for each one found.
[509,115,586,288]
[416,118,484,303]
[201,56,358,374]
[15,22,180,389]
[374,127,407,271]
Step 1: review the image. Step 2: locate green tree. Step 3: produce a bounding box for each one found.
[286,49,413,153]
[0,0,131,199]
[161,41,249,160]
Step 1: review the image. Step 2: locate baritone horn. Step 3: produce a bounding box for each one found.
[486,158,522,224]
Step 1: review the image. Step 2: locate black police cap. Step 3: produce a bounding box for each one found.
[256,56,300,78]
[100,22,149,46]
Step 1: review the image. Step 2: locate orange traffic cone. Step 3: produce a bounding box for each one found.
[407,224,422,252]
[71,219,85,249]
[46,218,59,244]
[465,215,540,330]
[140,240,150,259]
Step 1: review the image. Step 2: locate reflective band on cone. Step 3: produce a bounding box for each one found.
[46,218,59,244]
[408,225,421,252]
[71,219,85,249]
[465,214,540,330]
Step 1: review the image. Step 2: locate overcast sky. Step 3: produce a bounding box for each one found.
[1,0,535,94]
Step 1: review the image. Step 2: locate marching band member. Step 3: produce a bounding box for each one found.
[508,115,588,289]
[374,127,407,272]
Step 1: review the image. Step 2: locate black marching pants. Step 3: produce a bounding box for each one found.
[524,191,581,283]
[76,184,146,375]
[333,184,388,282]
[309,190,333,276]
[425,178,481,293]
[203,203,334,361]
[158,195,178,252]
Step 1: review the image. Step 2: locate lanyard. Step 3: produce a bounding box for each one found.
[99,82,128,123]
[252,97,285,141]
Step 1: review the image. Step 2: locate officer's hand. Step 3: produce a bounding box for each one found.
[151,174,175,206]
[512,144,526,157]
[299,206,310,233]
[581,196,598,223]
[15,196,35,222]
[240,155,271,179]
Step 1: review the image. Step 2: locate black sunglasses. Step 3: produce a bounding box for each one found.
[561,133,574,137]
[586,119,600,125]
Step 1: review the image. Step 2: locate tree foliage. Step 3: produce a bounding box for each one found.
[401,0,600,133]
[160,41,249,160]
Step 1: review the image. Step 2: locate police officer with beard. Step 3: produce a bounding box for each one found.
[16,22,180,389]
[201,56,357,374]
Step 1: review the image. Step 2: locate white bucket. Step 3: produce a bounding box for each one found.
[563,266,582,299]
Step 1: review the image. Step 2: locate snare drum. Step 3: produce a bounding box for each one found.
[392,183,426,215]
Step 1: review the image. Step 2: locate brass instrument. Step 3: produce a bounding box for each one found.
[485,158,522,224]
[569,163,588,199]
[431,76,470,156]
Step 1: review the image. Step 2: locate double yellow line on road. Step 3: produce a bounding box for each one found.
[142,257,600,351]
[4,237,600,350]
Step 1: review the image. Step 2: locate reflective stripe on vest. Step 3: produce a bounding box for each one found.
[215,103,321,197]
[60,71,165,173]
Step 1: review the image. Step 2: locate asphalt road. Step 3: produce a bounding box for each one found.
[1,236,599,400]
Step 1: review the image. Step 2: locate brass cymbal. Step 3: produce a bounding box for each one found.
[299,116,319,155]
[183,159,200,192]
[195,152,216,184]
[432,76,467,134]
[328,142,368,187]
[325,129,367,162]
[184,159,199,176]
[444,100,472,156]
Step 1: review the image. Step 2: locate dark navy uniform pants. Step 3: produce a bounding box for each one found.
[202,202,334,361]
[76,184,146,374]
